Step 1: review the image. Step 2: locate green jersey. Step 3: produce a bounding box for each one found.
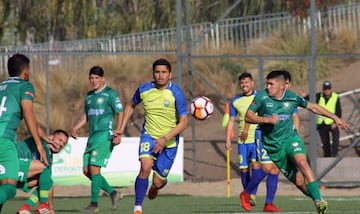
[0,77,35,141]
[248,89,308,153]
[17,137,52,165]
[84,85,123,144]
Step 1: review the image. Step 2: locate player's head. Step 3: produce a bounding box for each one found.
[152,58,172,89]
[48,129,69,153]
[279,70,291,89]
[7,53,30,80]
[322,80,332,96]
[238,72,254,95]
[266,70,286,98]
[88,66,105,91]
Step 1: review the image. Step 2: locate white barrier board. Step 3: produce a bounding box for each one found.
[52,137,184,186]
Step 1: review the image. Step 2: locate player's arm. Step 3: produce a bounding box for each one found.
[245,109,279,125]
[22,99,48,165]
[306,102,350,130]
[71,113,87,139]
[225,117,235,150]
[117,101,136,136]
[153,114,188,154]
[240,122,250,142]
[113,110,124,145]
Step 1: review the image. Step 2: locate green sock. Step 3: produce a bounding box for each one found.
[39,167,53,202]
[0,183,16,204]
[306,181,321,201]
[26,189,39,207]
[91,174,102,203]
[100,175,114,194]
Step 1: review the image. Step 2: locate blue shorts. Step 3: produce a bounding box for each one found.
[237,142,257,169]
[139,133,178,179]
[255,129,272,164]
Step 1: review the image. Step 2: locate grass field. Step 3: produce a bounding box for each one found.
[3,195,358,213]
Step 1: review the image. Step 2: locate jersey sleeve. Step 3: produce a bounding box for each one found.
[132,87,142,106]
[229,97,237,118]
[174,90,188,117]
[21,82,35,101]
[296,94,308,108]
[110,89,123,113]
[248,92,262,113]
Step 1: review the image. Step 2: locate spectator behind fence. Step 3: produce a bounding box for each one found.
[301,81,342,157]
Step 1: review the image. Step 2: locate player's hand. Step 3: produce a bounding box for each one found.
[153,137,166,154]
[112,134,121,145]
[240,131,248,142]
[37,145,49,166]
[71,128,78,139]
[335,118,350,131]
[50,209,56,214]
[225,139,231,150]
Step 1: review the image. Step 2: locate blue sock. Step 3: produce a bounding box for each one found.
[135,176,148,206]
[245,168,266,194]
[240,171,250,189]
[265,174,279,203]
[249,168,266,195]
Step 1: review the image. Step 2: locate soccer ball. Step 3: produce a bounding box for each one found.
[190,96,214,120]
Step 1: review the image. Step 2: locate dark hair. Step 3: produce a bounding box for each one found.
[238,72,253,81]
[280,70,291,82]
[89,66,104,77]
[53,129,69,140]
[152,58,171,72]
[267,70,286,81]
[7,53,30,77]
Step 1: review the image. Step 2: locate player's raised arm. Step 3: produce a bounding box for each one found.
[305,102,350,130]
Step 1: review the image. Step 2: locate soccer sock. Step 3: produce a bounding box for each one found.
[0,183,16,204]
[39,167,53,203]
[135,176,148,206]
[306,181,321,201]
[91,173,102,204]
[244,169,266,194]
[265,174,278,203]
[249,168,266,195]
[26,189,39,207]
[240,171,250,189]
[100,174,114,195]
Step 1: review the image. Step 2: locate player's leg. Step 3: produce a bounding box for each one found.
[237,143,250,190]
[133,134,156,214]
[0,140,19,210]
[148,146,177,200]
[262,163,281,212]
[34,166,53,214]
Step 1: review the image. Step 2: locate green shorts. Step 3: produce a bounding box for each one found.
[268,134,307,183]
[0,138,19,180]
[83,140,114,168]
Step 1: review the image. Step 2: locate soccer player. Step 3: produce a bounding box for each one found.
[0,53,48,212]
[16,129,69,214]
[116,58,188,214]
[226,72,280,212]
[243,70,349,214]
[71,66,124,212]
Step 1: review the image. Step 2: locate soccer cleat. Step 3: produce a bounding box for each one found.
[110,191,121,210]
[83,204,99,213]
[16,204,32,214]
[148,185,159,200]
[240,191,251,211]
[263,203,282,212]
[315,199,328,214]
[250,194,256,206]
[35,202,51,214]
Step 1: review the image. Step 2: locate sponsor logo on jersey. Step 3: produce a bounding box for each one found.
[266,102,273,108]
[163,99,170,107]
[0,164,5,174]
[282,102,291,109]
[0,85,7,90]
[88,108,105,116]
[97,97,104,104]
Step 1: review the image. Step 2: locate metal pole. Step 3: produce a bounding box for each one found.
[309,0,318,175]
[176,0,183,86]
[185,0,197,177]
[45,55,50,136]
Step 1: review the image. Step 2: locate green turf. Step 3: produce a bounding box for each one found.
[3,195,358,213]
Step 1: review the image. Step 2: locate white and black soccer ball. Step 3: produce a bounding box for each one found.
[190,96,214,120]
